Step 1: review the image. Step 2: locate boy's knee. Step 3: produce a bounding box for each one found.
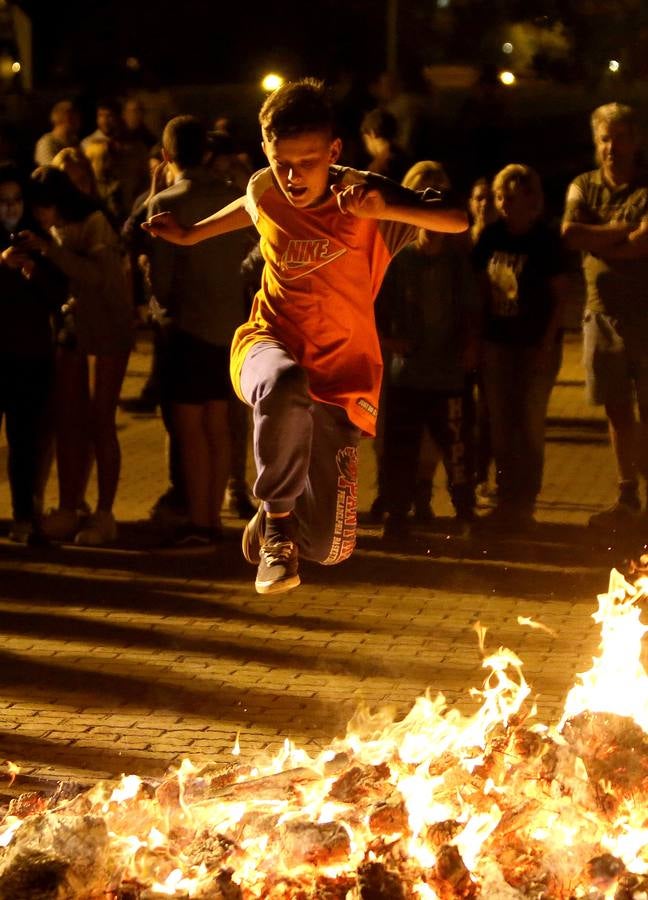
[258,363,309,409]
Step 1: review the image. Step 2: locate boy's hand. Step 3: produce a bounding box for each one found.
[331,183,386,218]
[142,212,189,244]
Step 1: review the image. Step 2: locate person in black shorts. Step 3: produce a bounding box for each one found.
[147,115,251,546]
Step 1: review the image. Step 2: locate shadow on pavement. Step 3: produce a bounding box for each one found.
[0,730,171,782]
[1,513,638,605]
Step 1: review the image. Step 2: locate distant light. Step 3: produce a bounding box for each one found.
[437,0,450,7]
[608,59,620,73]
[499,70,516,86]
[502,42,514,54]
[261,73,284,92]
[126,57,141,71]
[10,61,20,74]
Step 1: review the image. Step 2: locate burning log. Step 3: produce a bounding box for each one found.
[367,797,409,835]
[183,828,237,870]
[275,819,351,868]
[488,837,546,892]
[137,869,242,900]
[155,762,250,809]
[616,872,648,899]
[357,859,407,899]
[110,883,141,899]
[562,711,648,810]
[0,812,111,899]
[328,763,391,804]
[585,853,625,892]
[6,789,47,819]
[498,798,543,837]
[0,849,70,900]
[425,819,461,848]
[307,876,355,899]
[434,844,477,899]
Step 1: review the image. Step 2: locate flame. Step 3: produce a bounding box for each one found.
[3,569,648,896]
[560,568,648,730]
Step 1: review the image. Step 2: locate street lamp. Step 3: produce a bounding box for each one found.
[261,73,284,92]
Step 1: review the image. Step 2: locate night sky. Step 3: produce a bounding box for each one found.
[19,0,390,89]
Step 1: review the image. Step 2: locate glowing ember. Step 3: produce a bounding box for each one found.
[1,569,648,898]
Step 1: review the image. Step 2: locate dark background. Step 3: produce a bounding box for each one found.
[19,0,390,89]
[17,0,648,92]
[7,0,648,212]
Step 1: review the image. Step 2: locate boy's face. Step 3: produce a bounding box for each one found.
[262,130,341,208]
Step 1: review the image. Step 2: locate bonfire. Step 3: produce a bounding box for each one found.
[1,569,648,899]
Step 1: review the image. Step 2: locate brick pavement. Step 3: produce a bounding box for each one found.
[0,330,641,791]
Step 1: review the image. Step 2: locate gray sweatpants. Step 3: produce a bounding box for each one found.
[239,342,361,564]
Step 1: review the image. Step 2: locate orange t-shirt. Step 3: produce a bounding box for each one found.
[230,166,417,436]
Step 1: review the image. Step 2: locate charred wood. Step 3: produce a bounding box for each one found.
[357,860,407,899]
[434,844,477,899]
[0,812,111,900]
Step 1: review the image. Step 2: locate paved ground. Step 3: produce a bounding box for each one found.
[0,330,643,792]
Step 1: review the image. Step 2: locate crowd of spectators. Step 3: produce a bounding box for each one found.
[0,83,646,549]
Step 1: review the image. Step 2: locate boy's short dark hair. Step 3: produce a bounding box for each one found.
[162,115,208,169]
[259,78,337,140]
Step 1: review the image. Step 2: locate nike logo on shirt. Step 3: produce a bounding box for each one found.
[279,239,347,280]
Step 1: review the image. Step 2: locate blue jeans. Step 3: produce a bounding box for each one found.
[481,340,562,509]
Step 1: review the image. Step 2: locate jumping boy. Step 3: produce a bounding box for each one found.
[144,78,468,595]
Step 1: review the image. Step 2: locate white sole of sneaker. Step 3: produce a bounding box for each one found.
[255,574,301,595]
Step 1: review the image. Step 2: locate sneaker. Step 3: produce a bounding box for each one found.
[589,499,641,531]
[255,540,300,594]
[242,506,266,564]
[74,510,118,546]
[41,507,80,541]
[149,488,189,526]
[8,520,33,544]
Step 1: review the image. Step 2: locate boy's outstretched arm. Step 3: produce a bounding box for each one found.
[142,195,253,245]
[331,182,468,234]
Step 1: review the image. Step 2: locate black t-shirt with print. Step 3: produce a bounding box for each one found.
[473,219,567,346]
